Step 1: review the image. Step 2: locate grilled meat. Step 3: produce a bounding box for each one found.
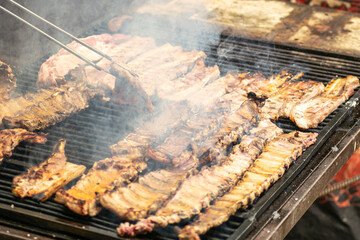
[157,60,220,102]
[235,71,302,98]
[100,151,199,221]
[178,131,318,240]
[37,34,150,88]
[186,73,240,107]
[12,139,85,202]
[2,81,104,131]
[0,60,16,100]
[37,34,210,106]
[150,100,257,166]
[54,154,147,216]
[290,75,359,129]
[110,102,190,158]
[0,128,47,163]
[117,120,282,236]
[260,80,325,120]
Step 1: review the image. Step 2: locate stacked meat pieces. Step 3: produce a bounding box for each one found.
[1,32,359,239]
[37,34,219,104]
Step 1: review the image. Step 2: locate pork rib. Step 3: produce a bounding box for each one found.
[260,80,325,120]
[2,81,104,131]
[235,71,302,98]
[178,131,318,240]
[54,154,147,216]
[0,129,47,163]
[117,120,283,236]
[290,75,359,129]
[12,139,85,202]
[100,151,199,221]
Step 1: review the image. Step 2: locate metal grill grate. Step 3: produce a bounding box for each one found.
[0,23,359,240]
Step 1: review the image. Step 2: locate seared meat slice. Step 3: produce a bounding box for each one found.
[54,154,147,216]
[0,60,16,100]
[178,131,318,240]
[2,81,103,131]
[12,139,85,202]
[150,100,258,166]
[100,151,198,221]
[110,102,190,158]
[117,120,282,237]
[158,60,220,102]
[290,75,359,129]
[260,80,325,120]
[37,34,154,88]
[0,128,47,163]
[186,73,241,107]
[235,71,302,98]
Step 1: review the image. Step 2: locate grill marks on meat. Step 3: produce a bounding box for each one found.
[2,81,103,131]
[0,60,16,100]
[100,151,199,221]
[290,75,359,129]
[260,80,325,120]
[0,129,47,163]
[12,139,85,202]
[178,131,318,240]
[117,120,282,237]
[54,154,147,216]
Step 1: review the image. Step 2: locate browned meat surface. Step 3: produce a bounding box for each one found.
[36,34,212,107]
[100,151,199,221]
[290,75,359,129]
[12,139,85,202]
[54,154,147,216]
[110,102,191,158]
[0,129,47,163]
[0,60,16,100]
[150,100,257,166]
[117,120,282,237]
[158,60,220,102]
[2,81,104,131]
[37,34,152,89]
[235,71,302,98]
[260,80,325,120]
[178,131,318,240]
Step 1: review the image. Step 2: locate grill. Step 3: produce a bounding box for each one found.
[0,12,360,240]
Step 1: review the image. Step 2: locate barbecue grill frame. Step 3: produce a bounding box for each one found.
[0,15,360,240]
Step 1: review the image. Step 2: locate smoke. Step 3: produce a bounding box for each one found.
[0,0,134,67]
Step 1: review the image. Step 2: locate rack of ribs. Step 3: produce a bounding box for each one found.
[2,80,104,131]
[178,131,318,240]
[117,119,283,236]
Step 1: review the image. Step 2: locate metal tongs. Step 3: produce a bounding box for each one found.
[0,0,153,110]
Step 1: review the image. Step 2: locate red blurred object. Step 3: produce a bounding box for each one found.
[319,148,360,207]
